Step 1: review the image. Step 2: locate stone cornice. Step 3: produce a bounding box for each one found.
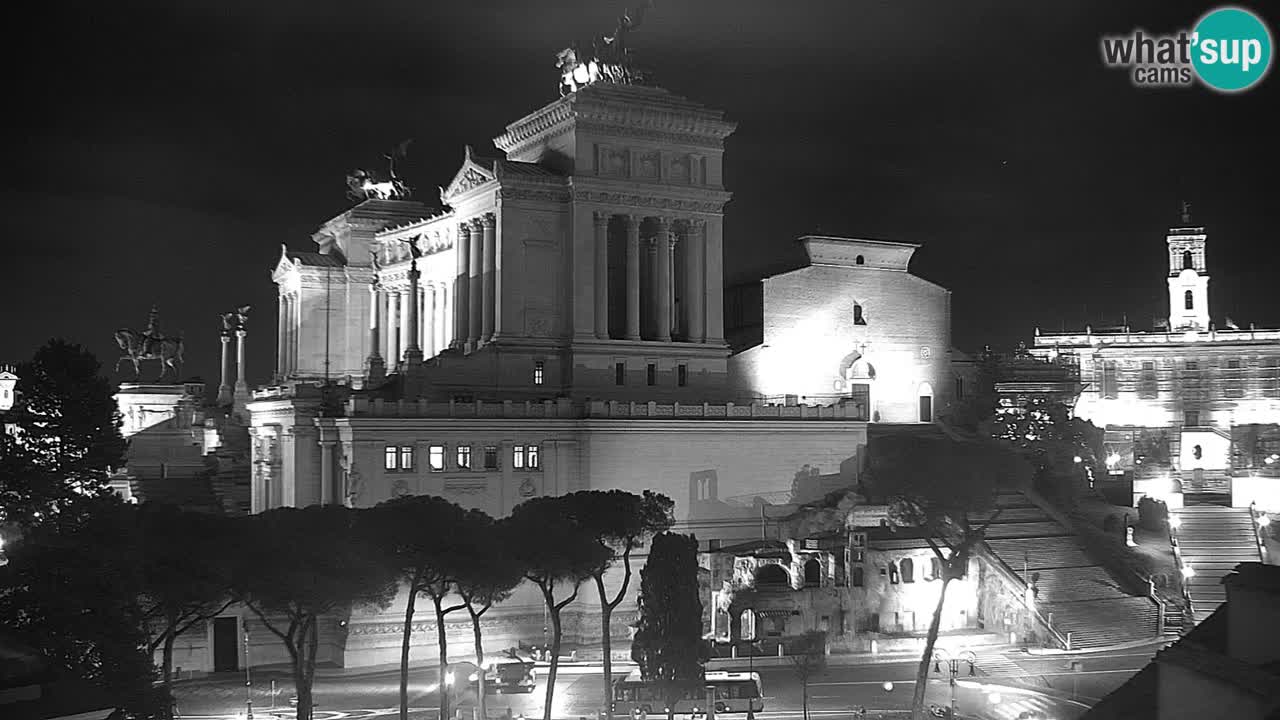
[571,187,732,215]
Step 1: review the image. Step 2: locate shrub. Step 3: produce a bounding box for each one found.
[1138,497,1168,531]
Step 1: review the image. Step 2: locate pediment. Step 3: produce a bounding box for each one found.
[440,146,497,204]
[271,245,299,282]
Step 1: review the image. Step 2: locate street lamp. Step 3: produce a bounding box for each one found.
[930,648,975,718]
[244,624,254,720]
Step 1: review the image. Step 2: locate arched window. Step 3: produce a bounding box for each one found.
[754,564,789,587]
[855,255,865,265]
[888,562,900,585]
[1183,250,1194,270]
[803,558,821,586]
[854,304,866,325]
[900,558,915,583]
[1185,290,1194,310]
[930,557,943,581]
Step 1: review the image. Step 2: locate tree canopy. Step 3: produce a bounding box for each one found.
[632,531,706,716]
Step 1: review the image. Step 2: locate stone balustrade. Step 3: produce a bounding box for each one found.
[342,397,870,420]
[1036,327,1280,347]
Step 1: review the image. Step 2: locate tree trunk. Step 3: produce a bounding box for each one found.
[542,597,563,720]
[400,584,419,720]
[305,617,320,720]
[434,598,452,720]
[596,575,614,720]
[911,577,952,720]
[162,627,176,688]
[471,608,488,720]
[291,628,313,720]
[801,673,808,720]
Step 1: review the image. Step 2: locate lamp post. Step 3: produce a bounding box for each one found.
[929,648,976,719]
[244,624,254,720]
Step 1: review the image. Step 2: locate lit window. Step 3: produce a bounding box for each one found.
[533,360,545,385]
[456,445,472,469]
[527,444,539,469]
[1185,290,1194,310]
[615,362,625,386]
[678,364,688,387]
[514,445,525,469]
[385,446,398,471]
[647,364,656,386]
[514,444,540,470]
[484,446,498,470]
[399,446,414,471]
[428,445,445,472]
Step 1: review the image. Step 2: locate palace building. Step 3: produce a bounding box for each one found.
[206,70,969,672]
[1030,211,1280,511]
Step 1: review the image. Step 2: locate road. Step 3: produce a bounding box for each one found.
[171,642,1166,720]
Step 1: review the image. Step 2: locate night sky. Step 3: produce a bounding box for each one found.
[5,1,1278,389]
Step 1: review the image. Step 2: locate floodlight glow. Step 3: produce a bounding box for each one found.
[1169,515,1182,529]
[1107,453,1122,467]
[1182,565,1196,579]
[1258,514,1271,527]
[882,681,894,692]
[445,671,455,686]
[988,693,1002,705]
[1073,456,1083,464]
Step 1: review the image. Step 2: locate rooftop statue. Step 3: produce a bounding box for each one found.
[220,305,252,335]
[558,1,653,96]
[347,139,414,201]
[115,305,185,382]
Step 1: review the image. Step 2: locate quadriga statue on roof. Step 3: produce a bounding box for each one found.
[346,139,413,201]
[558,0,653,96]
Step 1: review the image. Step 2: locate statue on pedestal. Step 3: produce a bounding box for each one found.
[347,140,414,201]
[114,305,185,382]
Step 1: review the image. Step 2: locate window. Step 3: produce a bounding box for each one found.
[900,558,915,583]
[803,558,821,586]
[385,446,398,470]
[1185,360,1199,371]
[1139,361,1158,399]
[955,376,965,401]
[1183,250,1193,270]
[1102,361,1118,399]
[513,444,541,470]
[853,304,866,325]
[888,563,900,584]
[855,255,865,265]
[930,557,942,581]
[678,364,688,387]
[428,445,445,472]
[1185,290,1194,310]
[646,363,656,386]
[615,362,625,386]
[456,445,472,469]
[1185,411,1200,427]
[484,445,498,470]
[399,446,415,471]
[852,566,864,587]
[918,395,932,422]
[533,360,545,385]
[385,445,415,471]
[1227,358,1241,369]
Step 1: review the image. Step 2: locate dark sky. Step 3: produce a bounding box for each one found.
[5,1,1278,388]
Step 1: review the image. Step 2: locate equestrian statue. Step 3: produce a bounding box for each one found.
[114,305,185,381]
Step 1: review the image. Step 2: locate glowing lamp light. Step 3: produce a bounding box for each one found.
[988,693,1003,705]
[881,681,894,693]
[1073,456,1083,464]
[1107,453,1122,467]
[1258,514,1272,528]
[572,65,591,84]
[1182,565,1196,579]
[1169,515,1182,530]
[444,671,455,686]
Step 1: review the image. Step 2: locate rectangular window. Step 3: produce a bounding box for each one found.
[1185,411,1200,428]
[1266,358,1280,399]
[533,361,545,386]
[456,445,472,470]
[615,362,625,386]
[1185,360,1198,371]
[484,445,498,470]
[1102,361,1118,399]
[514,445,525,469]
[677,364,688,387]
[385,446,398,471]
[647,363,656,386]
[1228,358,1241,369]
[527,444,540,469]
[955,376,965,401]
[1139,361,1158,399]
[398,446,414,471]
[428,445,445,472]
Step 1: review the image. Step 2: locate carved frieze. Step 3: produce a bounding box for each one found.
[635,151,661,180]
[444,479,487,496]
[599,147,629,177]
[573,190,727,214]
[457,168,490,193]
[669,154,691,184]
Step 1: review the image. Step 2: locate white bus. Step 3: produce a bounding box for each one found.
[611,670,764,718]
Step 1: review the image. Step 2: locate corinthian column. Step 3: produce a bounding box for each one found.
[705,216,726,344]
[218,332,232,404]
[594,211,610,339]
[399,287,414,361]
[655,217,673,342]
[686,219,707,343]
[276,295,287,378]
[424,284,437,358]
[405,261,422,362]
[367,284,385,383]
[625,214,641,340]
[234,328,248,396]
[387,290,400,363]
[468,218,483,348]
[481,214,496,344]
[454,224,471,349]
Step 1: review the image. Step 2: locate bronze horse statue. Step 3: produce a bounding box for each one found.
[114,329,185,381]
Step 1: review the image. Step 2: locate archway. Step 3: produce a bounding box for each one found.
[754,563,789,587]
[803,558,821,586]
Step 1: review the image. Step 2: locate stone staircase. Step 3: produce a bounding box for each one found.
[975,492,1160,649]
[1171,505,1262,624]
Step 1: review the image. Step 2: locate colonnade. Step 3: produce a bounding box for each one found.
[368,280,454,367]
[277,292,301,376]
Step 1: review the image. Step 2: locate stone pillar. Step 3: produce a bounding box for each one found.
[218,333,233,404]
[686,219,706,343]
[320,439,336,506]
[288,294,299,374]
[625,214,641,340]
[234,328,249,404]
[453,224,471,349]
[424,284,436,358]
[481,214,496,343]
[656,217,673,342]
[705,216,726,344]
[367,284,385,383]
[388,290,400,364]
[468,219,483,347]
[405,263,422,360]
[400,287,415,361]
[438,286,449,355]
[594,211,610,339]
[276,295,287,378]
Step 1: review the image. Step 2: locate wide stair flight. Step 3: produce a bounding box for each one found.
[1171,504,1262,624]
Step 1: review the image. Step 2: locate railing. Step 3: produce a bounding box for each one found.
[1250,502,1270,561]
[976,544,1069,650]
[1035,327,1280,346]
[1168,513,1195,620]
[341,397,872,420]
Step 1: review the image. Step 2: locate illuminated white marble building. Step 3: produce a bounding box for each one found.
[1031,213,1280,508]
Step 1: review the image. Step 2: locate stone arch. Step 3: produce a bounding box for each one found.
[754,563,790,587]
[1185,290,1194,310]
[803,558,821,586]
[855,255,865,265]
[1183,250,1194,270]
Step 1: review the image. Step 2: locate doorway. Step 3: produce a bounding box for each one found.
[212,616,239,672]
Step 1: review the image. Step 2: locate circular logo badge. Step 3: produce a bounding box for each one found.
[1192,7,1273,92]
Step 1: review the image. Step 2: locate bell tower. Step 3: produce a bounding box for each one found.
[1167,202,1209,331]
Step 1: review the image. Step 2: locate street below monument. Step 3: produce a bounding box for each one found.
[170,641,1164,720]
